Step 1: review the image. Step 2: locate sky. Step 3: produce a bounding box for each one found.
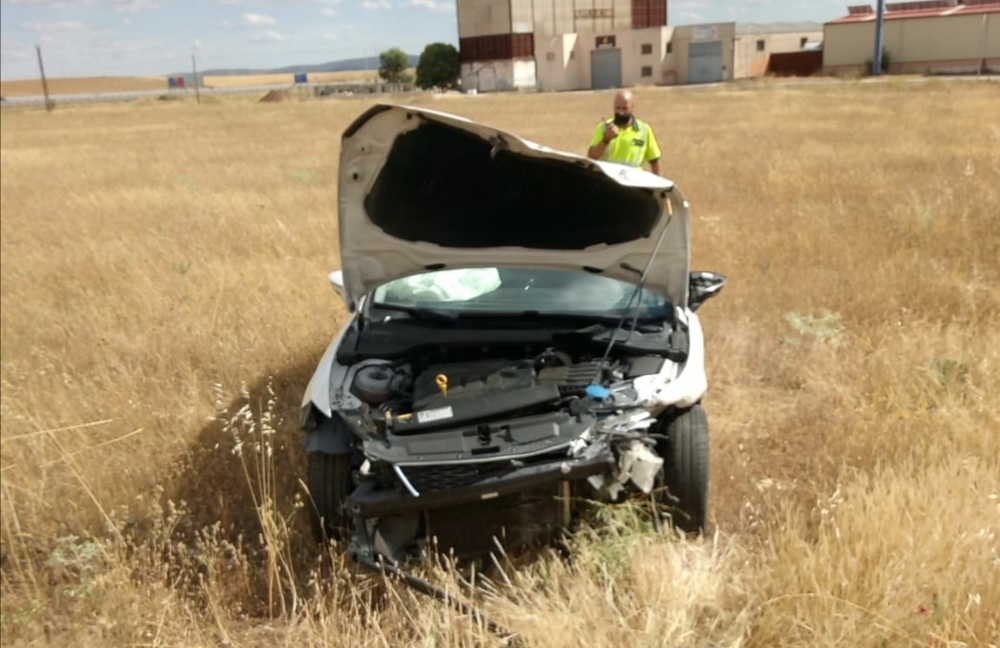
[0,0,850,80]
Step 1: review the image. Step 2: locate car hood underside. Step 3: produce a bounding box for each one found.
[336,103,693,310]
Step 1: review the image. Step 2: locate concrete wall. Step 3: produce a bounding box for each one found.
[534,21,746,89]
[824,12,1000,74]
[671,22,737,83]
[461,58,537,91]
[734,30,824,78]
[528,0,635,37]
[536,26,676,90]
[510,0,534,34]
[457,0,512,37]
[536,33,579,91]
[513,58,539,86]
[459,0,643,39]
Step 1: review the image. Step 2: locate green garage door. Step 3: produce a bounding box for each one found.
[591,48,622,90]
[688,40,723,85]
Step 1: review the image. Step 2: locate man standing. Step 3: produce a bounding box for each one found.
[586,89,662,176]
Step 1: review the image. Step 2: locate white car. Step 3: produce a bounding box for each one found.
[299,103,726,566]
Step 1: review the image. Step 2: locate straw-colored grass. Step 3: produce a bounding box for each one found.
[0,69,410,98]
[0,75,169,97]
[203,68,413,88]
[1,79,998,647]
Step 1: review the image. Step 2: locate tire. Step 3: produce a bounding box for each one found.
[306,451,354,545]
[655,403,709,535]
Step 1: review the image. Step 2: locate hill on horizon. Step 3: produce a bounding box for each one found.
[173,54,421,78]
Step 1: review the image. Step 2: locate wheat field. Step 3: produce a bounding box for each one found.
[1,79,998,647]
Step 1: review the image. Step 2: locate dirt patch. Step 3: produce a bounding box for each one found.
[259,89,292,103]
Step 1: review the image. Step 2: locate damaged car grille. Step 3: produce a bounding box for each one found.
[400,461,519,494]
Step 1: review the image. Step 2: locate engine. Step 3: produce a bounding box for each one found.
[335,346,674,562]
[348,347,665,432]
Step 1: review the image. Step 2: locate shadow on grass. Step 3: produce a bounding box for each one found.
[158,353,347,617]
[169,355,317,543]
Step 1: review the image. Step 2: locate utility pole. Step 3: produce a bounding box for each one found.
[35,45,54,112]
[980,13,989,76]
[191,53,201,104]
[873,0,886,76]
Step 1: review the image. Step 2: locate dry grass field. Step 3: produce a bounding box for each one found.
[1,79,998,647]
[0,75,170,97]
[203,69,413,88]
[0,69,404,98]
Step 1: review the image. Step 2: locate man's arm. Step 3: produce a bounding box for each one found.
[587,122,615,160]
[645,126,663,176]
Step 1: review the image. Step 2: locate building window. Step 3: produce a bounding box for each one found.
[666,42,673,54]
[546,52,555,61]
[641,43,653,55]
[756,39,765,52]
[641,66,653,77]
[800,37,808,48]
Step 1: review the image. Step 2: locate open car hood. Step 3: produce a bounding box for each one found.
[337,103,692,312]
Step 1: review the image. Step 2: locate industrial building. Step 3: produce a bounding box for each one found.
[733,23,824,78]
[455,0,824,92]
[823,0,1000,75]
[457,0,667,92]
[534,22,738,91]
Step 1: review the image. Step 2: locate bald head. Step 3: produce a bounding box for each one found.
[612,89,635,126]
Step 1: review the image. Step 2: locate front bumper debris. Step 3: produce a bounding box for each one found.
[344,451,617,517]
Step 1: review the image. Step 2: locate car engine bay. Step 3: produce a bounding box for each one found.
[324,341,682,559]
[346,345,670,432]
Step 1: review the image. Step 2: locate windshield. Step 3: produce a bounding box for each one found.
[370,267,670,320]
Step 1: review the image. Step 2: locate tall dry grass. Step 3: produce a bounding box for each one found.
[1,79,998,647]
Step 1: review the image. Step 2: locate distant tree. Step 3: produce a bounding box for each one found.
[416,42,460,90]
[379,47,409,83]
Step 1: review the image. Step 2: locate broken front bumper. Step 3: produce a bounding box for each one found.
[344,451,617,518]
[344,407,664,518]
[343,408,665,563]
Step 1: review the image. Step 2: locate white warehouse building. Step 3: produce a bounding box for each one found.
[455,0,824,92]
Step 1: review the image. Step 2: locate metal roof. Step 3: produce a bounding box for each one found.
[827,1,1000,24]
[736,22,825,35]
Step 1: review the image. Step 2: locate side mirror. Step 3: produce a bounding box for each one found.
[688,271,726,312]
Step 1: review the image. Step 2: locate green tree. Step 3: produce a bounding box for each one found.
[378,47,409,83]
[415,42,460,90]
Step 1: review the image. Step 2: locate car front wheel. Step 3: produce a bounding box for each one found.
[306,451,354,545]
[655,403,709,535]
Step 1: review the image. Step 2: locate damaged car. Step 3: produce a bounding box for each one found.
[299,103,726,567]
